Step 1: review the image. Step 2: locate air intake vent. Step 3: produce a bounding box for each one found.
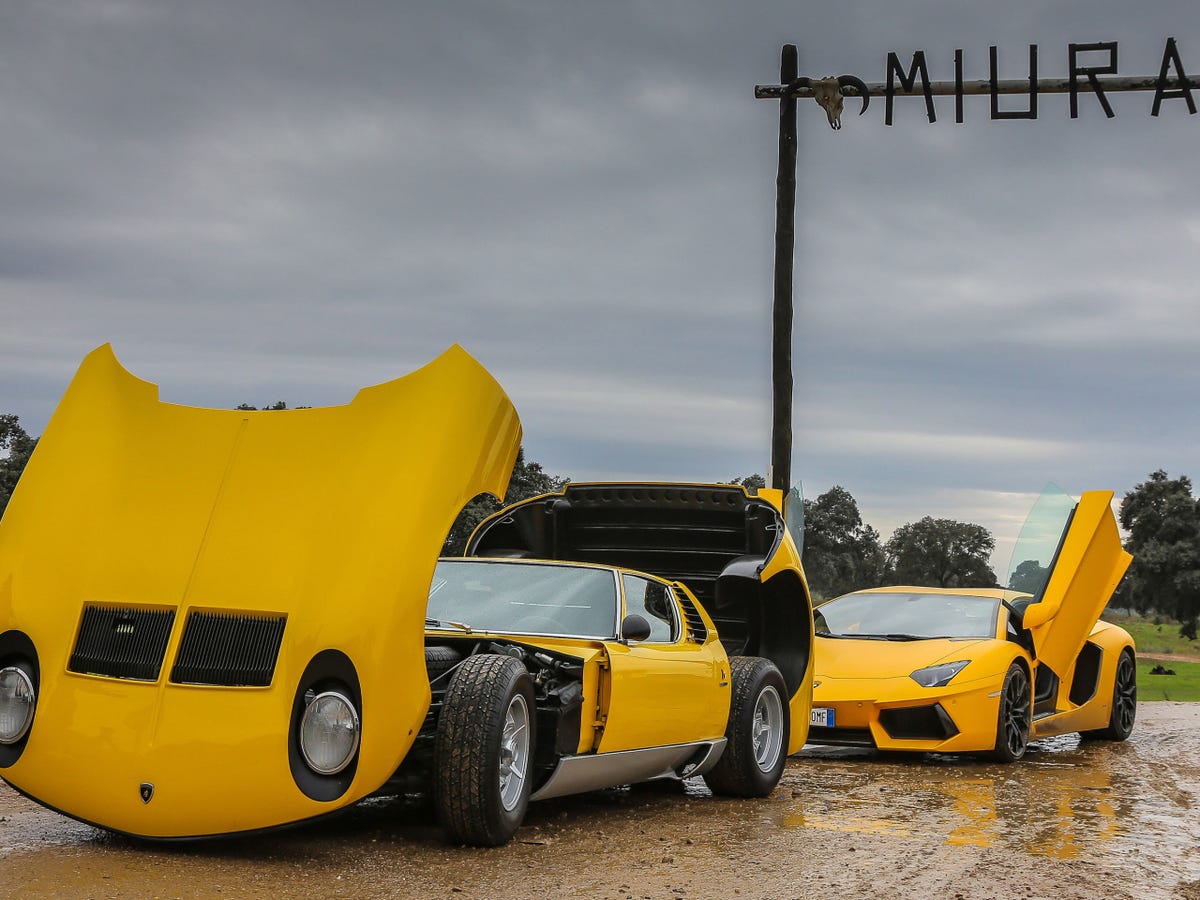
[678,593,708,643]
[170,611,287,687]
[69,606,176,681]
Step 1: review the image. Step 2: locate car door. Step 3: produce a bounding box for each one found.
[1013,490,1132,682]
[595,575,729,754]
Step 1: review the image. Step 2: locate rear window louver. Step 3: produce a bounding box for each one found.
[678,594,708,643]
[69,606,176,681]
[170,611,287,687]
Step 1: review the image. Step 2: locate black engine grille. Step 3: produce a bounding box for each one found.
[170,611,287,687]
[69,606,176,681]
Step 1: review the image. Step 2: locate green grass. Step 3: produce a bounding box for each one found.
[1135,658,1200,702]
[1102,613,1200,660]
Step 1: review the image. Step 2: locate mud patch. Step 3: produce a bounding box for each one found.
[1,703,1198,899]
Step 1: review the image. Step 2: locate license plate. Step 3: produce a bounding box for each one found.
[810,707,835,728]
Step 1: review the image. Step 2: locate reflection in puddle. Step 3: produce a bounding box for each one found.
[785,726,1195,876]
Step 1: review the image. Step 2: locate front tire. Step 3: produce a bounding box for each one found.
[704,657,789,797]
[990,662,1031,762]
[1085,650,1137,741]
[434,654,535,846]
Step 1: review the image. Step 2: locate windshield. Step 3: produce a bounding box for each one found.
[428,560,619,639]
[1004,483,1076,601]
[815,591,1000,640]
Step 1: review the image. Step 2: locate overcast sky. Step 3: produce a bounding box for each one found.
[2,1,1197,572]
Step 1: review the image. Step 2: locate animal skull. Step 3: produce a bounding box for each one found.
[784,74,870,130]
[812,77,845,130]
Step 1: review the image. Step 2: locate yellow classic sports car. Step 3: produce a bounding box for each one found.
[807,488,1136,761]
[0,346,816,846]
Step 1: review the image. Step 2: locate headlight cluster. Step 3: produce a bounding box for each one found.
[0,666,36,744]
[298,691,360,775]
[909,660,969,688]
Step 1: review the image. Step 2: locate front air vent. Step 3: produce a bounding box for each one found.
[170,611,287,687]
[879,704,959,741]
[69,606,176,681]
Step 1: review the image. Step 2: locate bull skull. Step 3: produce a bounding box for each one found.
[785,74,870,130]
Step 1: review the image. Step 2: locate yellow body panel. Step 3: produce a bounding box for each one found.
[0,344,521,837]
[813,636,1021,752]
[598,629,729,754]
[1022,491,1133,681]
[754,492,816,755]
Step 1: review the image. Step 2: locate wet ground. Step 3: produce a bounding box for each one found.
[2,703,1198,899]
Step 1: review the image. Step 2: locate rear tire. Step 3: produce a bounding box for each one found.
[990,662,1031,762]
[704,657,789,797]
[433,654,535,846]
[1084,650,1137,741]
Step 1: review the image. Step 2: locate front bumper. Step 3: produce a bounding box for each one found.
[809,674,1004,754]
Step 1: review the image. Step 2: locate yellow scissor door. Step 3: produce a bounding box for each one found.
[1014,490,1132,681]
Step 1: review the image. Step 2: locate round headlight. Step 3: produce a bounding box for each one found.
[0,666,36,745]
[299,691,360,775]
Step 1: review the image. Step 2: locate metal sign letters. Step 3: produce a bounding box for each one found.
[755,38,1196,128]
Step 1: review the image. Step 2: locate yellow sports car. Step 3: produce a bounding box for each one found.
[0,346,814,846]
[808,489,1136,761]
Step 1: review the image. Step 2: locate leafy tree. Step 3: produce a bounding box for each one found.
[885,516,996,588]
[1118,470,1200,640]
[235,401,293,410]
[442,448,568,555]
[1007,558,1050,595]
[724,474,765,492]
[0,414,39,519]
[801,486,887,599]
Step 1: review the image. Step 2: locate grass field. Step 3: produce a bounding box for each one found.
[1102,612,1200,701]
[1103,613,1200,658]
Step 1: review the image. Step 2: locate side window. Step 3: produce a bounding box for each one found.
[621,575,677,642]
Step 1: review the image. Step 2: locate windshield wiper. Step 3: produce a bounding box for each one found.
[425,617,473,633]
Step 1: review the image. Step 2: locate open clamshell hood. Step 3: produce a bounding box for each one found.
[0,343,521,837]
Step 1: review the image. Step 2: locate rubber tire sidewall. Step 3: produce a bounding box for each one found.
[433,654,536,846]
[1090,649,1137,741]
[704,656,790,798]
[990,662,1031,763]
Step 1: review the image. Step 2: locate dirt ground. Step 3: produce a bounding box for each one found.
[2,702,1198,900]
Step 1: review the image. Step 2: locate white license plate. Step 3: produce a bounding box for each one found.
[810,707,835,728]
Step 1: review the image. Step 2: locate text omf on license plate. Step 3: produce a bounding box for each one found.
[810,707,834,728]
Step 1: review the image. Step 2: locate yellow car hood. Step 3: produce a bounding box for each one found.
[0,343,521,836]
[814,636,990,682]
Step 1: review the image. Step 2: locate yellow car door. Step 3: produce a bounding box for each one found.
[595,575,730,753]
[1019,490,1132,681]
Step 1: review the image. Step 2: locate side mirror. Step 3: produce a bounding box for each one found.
[1020,601,1055,629]
[620,614,652,642]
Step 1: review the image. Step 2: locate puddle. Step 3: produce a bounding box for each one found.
[1,704,1198,899]
[784,709,1200,892]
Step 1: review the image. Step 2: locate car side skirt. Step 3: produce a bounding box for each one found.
[529,739,726,801]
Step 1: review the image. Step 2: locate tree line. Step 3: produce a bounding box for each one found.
[726,475,997,599]
[1,410,1195,637]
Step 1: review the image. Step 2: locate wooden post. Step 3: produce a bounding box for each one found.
[770,45,798,493]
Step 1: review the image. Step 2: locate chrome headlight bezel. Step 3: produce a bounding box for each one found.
[0,665,36,745]
[298,690,361,776]
[909,660,970,689]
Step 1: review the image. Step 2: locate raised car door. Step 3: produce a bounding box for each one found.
[1014,490,1132,682]
[595,577,730,754]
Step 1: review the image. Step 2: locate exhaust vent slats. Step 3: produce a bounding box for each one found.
[678,594,708,644]
[171,611,287,687]
[69,606,176,681]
